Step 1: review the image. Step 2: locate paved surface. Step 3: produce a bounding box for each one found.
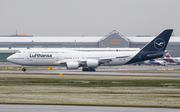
[0,105,180,112]
[1,65,180,77]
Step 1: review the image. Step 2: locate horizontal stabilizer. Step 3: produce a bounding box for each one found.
[147,52,166,58]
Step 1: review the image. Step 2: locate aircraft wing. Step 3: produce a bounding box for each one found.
[53,55,131,65]
[53,60,67,65]
[99,55,130,63]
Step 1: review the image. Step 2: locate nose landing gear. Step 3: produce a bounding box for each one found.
[22,67,26,72]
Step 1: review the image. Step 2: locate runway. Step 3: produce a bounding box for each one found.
[0,65,180,77]
[1,70,180,77]
[0,104,180,112]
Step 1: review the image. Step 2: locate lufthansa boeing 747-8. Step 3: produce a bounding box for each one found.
[7,29,173,72]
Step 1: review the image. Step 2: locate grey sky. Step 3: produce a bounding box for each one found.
[0,0,179,36]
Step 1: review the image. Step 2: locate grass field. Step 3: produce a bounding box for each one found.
[0,73,180,108]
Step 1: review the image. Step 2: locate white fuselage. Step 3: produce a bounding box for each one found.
[7,50,139,66]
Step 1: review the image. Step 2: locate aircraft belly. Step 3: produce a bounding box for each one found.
[108,58,130,66]
[21,58,56,66]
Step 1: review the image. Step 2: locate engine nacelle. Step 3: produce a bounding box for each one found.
[86,59,99,68]
[66,62,79,69]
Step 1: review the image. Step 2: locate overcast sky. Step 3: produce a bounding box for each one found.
[0,0,179,36]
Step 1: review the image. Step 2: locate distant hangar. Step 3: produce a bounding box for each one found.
[0,30,180,62]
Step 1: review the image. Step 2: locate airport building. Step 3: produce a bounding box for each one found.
[0,30,180,62]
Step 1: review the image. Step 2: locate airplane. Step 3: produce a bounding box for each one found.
[7,29,173,72]
[162,54,180,64]
[144,59,169,66]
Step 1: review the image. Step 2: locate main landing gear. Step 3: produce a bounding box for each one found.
[22,66,26,72]
[82,67,96,72]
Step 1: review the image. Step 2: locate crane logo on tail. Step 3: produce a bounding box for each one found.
[154,38,165,50]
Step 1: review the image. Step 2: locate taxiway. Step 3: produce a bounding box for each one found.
[0,105,180,112]
[1,65,180,77]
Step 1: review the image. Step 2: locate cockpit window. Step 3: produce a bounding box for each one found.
[17,51,21,53]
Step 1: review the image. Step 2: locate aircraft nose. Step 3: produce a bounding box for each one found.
[7,55,15,62]
[6,56,11,62]
[6,54,19,64]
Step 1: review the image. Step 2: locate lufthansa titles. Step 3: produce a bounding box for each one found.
[30,54,52,58]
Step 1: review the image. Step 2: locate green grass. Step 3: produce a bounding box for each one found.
[1,74,180,87]
[0,73,180,108]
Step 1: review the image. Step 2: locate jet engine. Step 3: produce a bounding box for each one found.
[66,62,79,69]
[86,59,99,68]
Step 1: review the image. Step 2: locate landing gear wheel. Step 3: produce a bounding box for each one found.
[22,67,26,72]
[82,67,96,72]
[85,68,89,71]
[82,67,86,72]
[89,67,94,71]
